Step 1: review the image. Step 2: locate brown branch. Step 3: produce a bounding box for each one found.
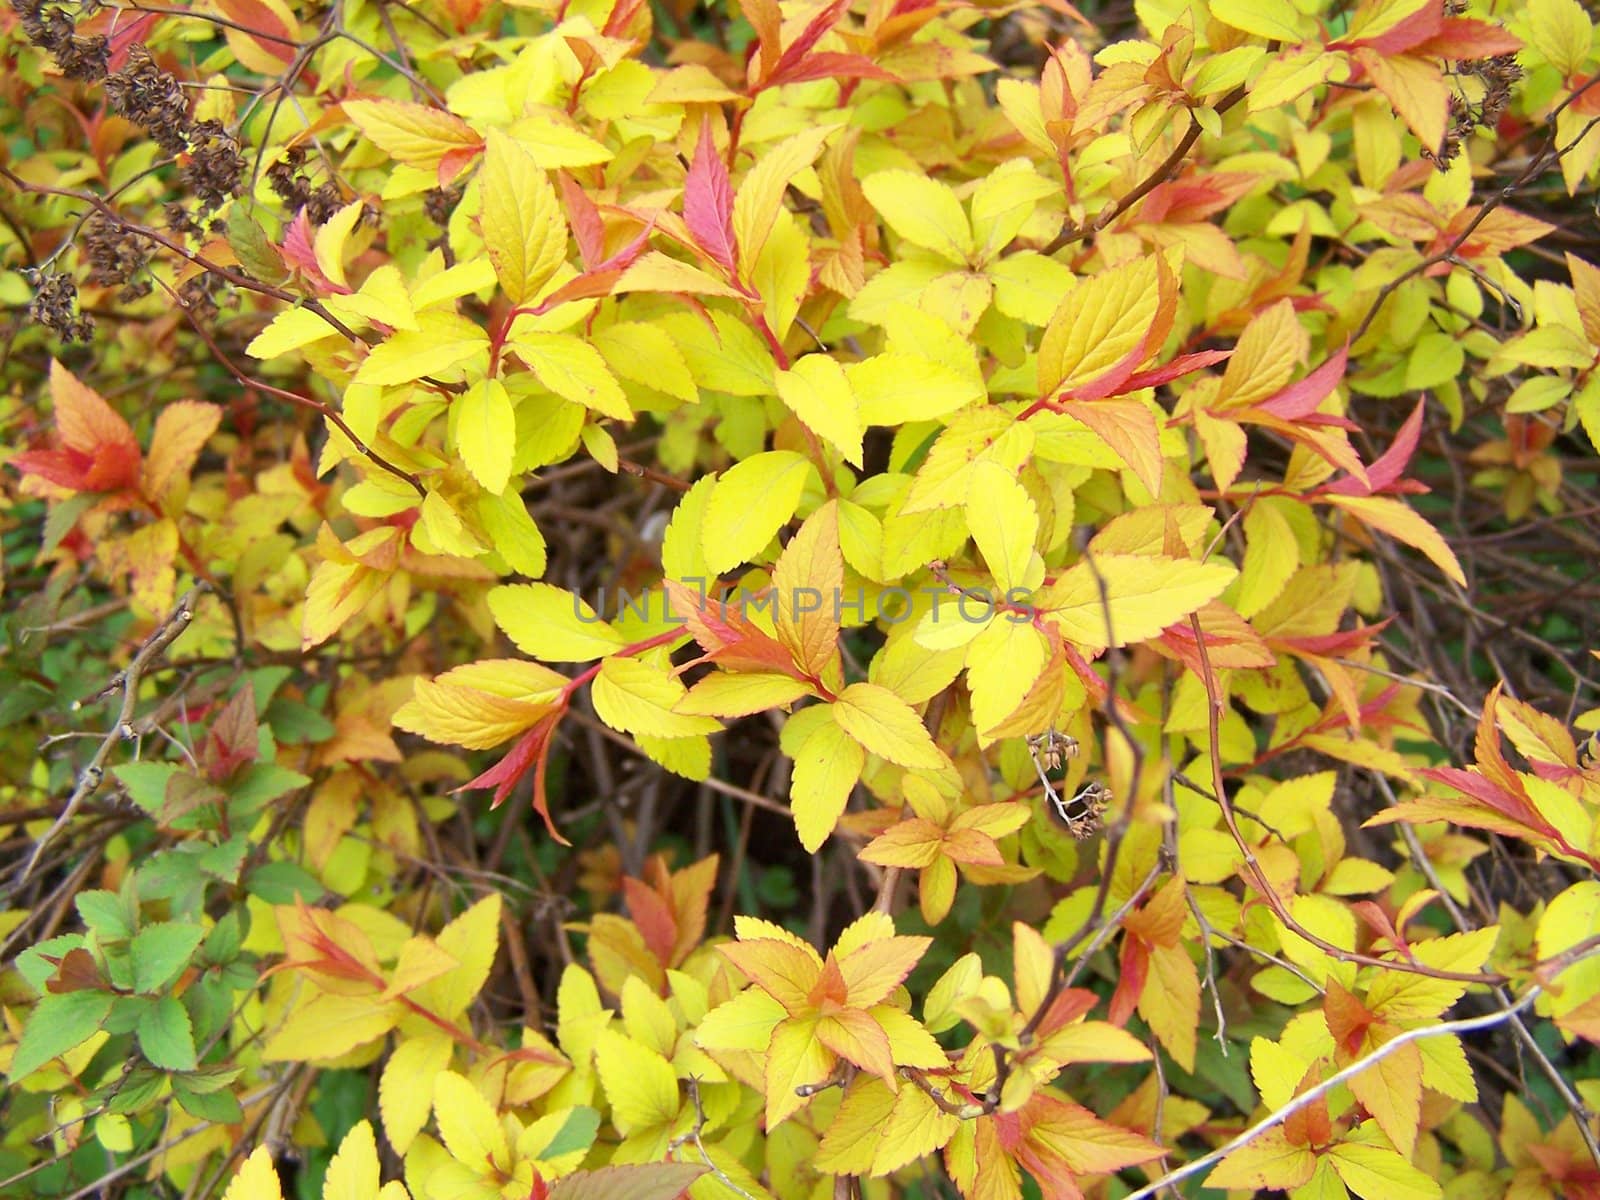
[1043,85,1248,256]
[1350,71,1600,345]
[175,301,425,496]
[15,585,208,885]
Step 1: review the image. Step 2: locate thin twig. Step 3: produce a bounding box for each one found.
[1122,986,1548,1200]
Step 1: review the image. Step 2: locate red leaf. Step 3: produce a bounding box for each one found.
[13,361,142,494]
[203,687,260,782]
[559,172,608,269]
[769,52,898,86]
[1254,343,1348,420]
[1413,18,1522,58]
[1119,348,1232,393]
[1326,399,1427,496]
[1330,5,1440,54]
[684,118,738,274]
[278,209,349,294]
[771,0,849,79]
[459,712,569,843]
[664,580,802,675]
[1107,938,1149,1027]
[622,875,679,967]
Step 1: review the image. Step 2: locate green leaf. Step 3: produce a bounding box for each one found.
[531,1106,601,1160]
[112,763,180,816]
[172,1075,246,1122]
[138,996,198,1070]
[246,862,326,904]
[227,762,310,818]
[75,890,135,943]
[130,922,205,994]
[9,990,114,1081]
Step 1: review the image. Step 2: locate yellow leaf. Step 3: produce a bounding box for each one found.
[432,1071,510,1173]
[615,252,747,301]
[246,307,344,361]
[382,936,459,1001]
[1209,0,1304,40]
[764,1016,832,1128]
[506,109,612,168]
[487,582,628,662]
[832,683,950,771]
[1326,494,1466,587]
[323,1120,381,1200]
[848,352,983,427]
[965,461,1040,594]
[594,1028,681,1134]
[1357,50,1447,154]
[511,331,629,420]
[964,618,1049,745]
[1248,50,1347,111]
[695,986,788,1054]
[773,502,844,684]
[791,714,867,852]
[1204,1130,1317,1191]
[222,1147,285,1200]
[872,1076,963,1175]
[701,451,812,575]
[413,895,503,1019]
[393,659,564,750]
[480,130,567,305]
[1234,500,1300,619]
[379,1034,452,1154]
[1347,1035,1422,1157]
[262,991,399,1061]
[344,99,480,170]
[677,672,812,717]
[1037,554,1238,650]
[141,400,221,507]
[814,1076,897,1176]
[313,201,365,290]
[776,355,862,466]
[1364,928,1497,1020]
[592,656,722,739]
[455,379,515,494]
[1215,300,1307,409]
[476,490,547,578]
[861,170,972,265]
[592,323,697,405]
[733,125,838,277]
[1526,0,1593,76]
[1328,1138,1442,1200]
[1038,255,1162,398]
[355,312,488,387]
[1139,942,1199,1071]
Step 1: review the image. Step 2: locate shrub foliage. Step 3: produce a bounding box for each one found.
[4,0,1600,1197]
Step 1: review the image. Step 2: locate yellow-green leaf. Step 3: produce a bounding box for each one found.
[832,683,950,771]
[862,171,972,265]
[776,355,862,466]
[592,656,721,739]
[455,378,515,494]
[344,99,480,170]
[791,715,867,852]
[701,451,811,575]
[487,582,628,662]
[1037,554,1237,650]
[480,130,567,305]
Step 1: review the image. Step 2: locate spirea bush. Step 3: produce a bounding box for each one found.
[5,0,1600,1197]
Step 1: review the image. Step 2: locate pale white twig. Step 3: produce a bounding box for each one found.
[1122,986,1544,1200]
